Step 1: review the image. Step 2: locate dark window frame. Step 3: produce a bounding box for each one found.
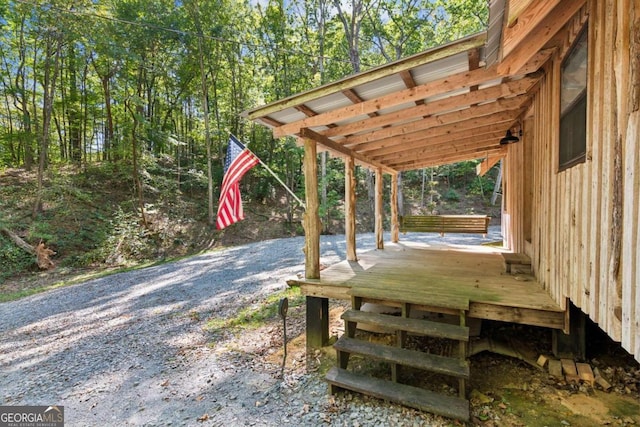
[559,26,588,171]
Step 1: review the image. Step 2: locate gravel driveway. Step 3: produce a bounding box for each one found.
[0,229,501,426]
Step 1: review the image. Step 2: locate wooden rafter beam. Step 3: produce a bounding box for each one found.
[498,0,586,76]
[476,152,504,176]
[273,65,502,138]
[273,49,550,139]
[371,131,508,163]
[391,147,508,171]
[366,127,509,162]
[399,70,424,106]
[322,72,542,139]
[343,95,529,148]
[295,104,319,117]
[299,128,395,174]
[357,112,521,156]
[342,89,378,118]
[259,116,283,128]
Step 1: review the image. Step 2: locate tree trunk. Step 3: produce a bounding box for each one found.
[33,31,62,218]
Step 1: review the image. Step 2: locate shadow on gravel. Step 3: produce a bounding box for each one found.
[0,229,502,425]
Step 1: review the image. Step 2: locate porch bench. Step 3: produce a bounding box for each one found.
[399,215,490,236]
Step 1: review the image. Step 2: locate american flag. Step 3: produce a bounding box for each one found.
[216,135,259,230]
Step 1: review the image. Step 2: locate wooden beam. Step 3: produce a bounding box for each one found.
[244,33,486,121]
[296,104,319,117]
[375,168,384,250]
[393,147,508,171]
[299,128,395,173]
[372,132,507,163]
[345,156,357,261]
[306,296,329,348]
[391,173,399,243]
[323,74,542,139]
[381,138,505,165]
[342,89,379,118]
[344,96,530,149]
[302,137,320,279]
[259,116,283,128]
[507,0,537,26]
[498,0,586,76]
[273,65,503,138]
[360,113,520,156]
[476,153,505,176]
[502,0,562,58]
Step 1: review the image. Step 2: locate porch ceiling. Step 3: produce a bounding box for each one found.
[242,0,585,173]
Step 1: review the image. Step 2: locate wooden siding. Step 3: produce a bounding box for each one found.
[504,0,639,360]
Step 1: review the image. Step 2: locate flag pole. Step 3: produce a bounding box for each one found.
[231,134,306,209]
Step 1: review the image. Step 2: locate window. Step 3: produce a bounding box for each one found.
[559,27,588,170]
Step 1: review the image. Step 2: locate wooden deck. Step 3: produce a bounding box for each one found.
[290,242,567,331]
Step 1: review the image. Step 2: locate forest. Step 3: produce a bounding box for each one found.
[0,0,500,291]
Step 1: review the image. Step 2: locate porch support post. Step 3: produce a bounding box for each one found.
[391,172,399,243]
[302,136,327,349]
[302,137,320,279]
[375,167,384,250]
[345,156,357,261]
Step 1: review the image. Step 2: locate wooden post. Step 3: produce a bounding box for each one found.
[345,156,357,261]
[306,296,329,349]
[375,167,384,250]
[302,137,320,279]
[391,172,399,243]
[301,136,327,348]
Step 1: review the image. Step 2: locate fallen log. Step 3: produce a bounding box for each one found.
[0,227,56,269]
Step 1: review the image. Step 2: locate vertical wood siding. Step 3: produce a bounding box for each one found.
[505,0,639,361]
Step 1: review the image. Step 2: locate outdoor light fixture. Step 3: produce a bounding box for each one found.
[500,129,520,145]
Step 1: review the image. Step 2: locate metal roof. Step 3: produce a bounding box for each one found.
[242,3,552,173]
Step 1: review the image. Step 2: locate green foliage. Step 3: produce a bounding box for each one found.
[443,188,460,202]
[468,175,495,198]
[0,235,34,283]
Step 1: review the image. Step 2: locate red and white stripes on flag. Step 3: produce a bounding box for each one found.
[216,135,259,230]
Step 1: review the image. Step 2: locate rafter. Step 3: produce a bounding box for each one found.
[371,131,508,163]
[321,72,541,139]
[343,95,529,148]
[365,128,508,164]
[356,113,520,156]
[391,146,508,171]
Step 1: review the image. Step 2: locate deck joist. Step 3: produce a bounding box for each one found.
[289,242,566,331]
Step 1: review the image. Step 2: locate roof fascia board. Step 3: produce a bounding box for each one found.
[243,33,487,122]
[497,0,586,75]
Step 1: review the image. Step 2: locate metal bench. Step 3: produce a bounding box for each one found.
[399,215,490,237]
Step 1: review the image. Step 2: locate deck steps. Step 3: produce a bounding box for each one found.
[326,367,470,421]
[327,297,471,422]
[334,336,470,378]
[341,309,469,341]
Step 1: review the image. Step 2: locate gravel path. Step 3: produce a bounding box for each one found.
[0,229,501,426]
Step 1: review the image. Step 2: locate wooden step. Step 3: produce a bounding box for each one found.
[342,309,469,341]
[334,336,469,379]
[326,367,469,421]
[502,253,532,273]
